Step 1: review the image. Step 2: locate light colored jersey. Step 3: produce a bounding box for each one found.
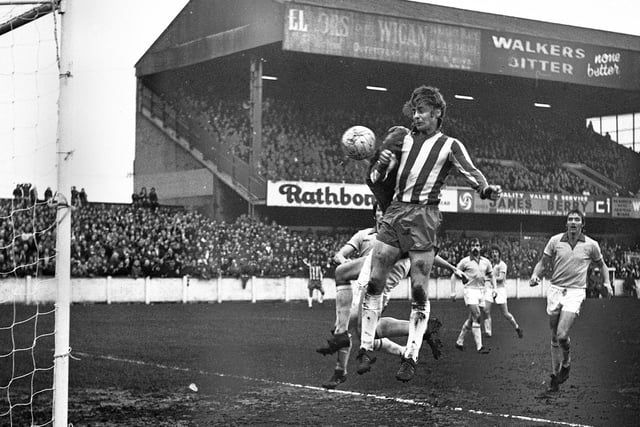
[492,260,507,288]
[456,255,493,289]
[346,227,377,258]
[394,132,488,204]
[543,232,603,289]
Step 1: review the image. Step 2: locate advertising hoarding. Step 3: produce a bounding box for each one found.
[283,4,481,70]
[283,4,640,90]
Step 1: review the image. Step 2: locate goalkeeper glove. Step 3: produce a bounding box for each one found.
[380,126,409,154]
[480,185,502,201]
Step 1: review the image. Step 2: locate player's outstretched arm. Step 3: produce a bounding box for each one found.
[435,255,468,284]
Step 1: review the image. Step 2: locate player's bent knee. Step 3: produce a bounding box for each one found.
[366,279,385,295]
[411,286,427,304]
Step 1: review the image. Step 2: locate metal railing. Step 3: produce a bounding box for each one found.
[138,85,266,201]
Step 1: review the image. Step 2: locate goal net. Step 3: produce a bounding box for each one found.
[0,2,69,426]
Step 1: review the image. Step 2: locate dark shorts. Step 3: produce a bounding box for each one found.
[377,201,441,253]
[308,279,324,291]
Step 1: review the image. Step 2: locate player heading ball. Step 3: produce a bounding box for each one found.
[357,85,503,382]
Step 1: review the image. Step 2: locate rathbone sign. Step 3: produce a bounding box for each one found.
[267,181,375,210]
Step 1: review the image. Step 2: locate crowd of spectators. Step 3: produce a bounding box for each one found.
[1,198,638,286]
[153,85,640,196]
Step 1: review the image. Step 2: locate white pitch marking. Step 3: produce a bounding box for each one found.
[75,352,593,427]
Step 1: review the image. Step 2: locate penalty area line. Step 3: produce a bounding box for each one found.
[75,352,592,427]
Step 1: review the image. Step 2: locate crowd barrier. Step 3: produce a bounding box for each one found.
[0,276,636,304]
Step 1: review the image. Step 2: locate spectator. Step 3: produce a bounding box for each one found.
[138,187,149,207]
[71,186,79,207]
[79,188,88,206]
[44,187,53,202]
[622,267,638,298]
[148,187,158,208]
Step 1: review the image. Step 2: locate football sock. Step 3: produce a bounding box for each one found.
[550,338,562,374]
[374,338,404,357]
[334,285,353,335]
[559,337,571,367]
[456,318,471,346]
[336,343,351,374]
[484,317,492,335]
[472,321,483,351]
[403,301,430,361]
[360,292,383,351]
[376,317,409,338]
[307,295,312,308]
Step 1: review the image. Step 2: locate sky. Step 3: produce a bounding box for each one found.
[0,0,638,203]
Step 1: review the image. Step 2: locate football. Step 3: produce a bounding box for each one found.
[340,126,376,160]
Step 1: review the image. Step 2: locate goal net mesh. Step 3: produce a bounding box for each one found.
[0,3,61,426]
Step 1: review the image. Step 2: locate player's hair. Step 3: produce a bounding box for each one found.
[490,245,501,256]
[566,209,586,231]
[402,85,446,128]
[470,238,481,246]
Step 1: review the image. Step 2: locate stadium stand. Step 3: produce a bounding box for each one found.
[1,198,638,282]
[148,84,640,195]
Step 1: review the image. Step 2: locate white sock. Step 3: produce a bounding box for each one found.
[307,296,312,307]
[373,338,404,357]
[403,301,430,361]
[484,317,492,336]
[472,321,483,351]
[336,343,351,374]
[551,340,562,375]
[335,285,352,334]
[360,292,382,351]
[457,319,471,346]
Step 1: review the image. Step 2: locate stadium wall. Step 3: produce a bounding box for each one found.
[135,112,202,175]
[0,277,634,304]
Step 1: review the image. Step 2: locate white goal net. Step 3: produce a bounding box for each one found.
[0,2,70,426]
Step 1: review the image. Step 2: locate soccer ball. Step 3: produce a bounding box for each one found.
[340,126,376,160]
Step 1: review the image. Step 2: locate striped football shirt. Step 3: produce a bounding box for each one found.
[394,131,489,204]
[308,265,323,281]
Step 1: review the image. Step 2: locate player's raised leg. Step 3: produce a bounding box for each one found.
[357,240,400,374]
[396,249,434,382]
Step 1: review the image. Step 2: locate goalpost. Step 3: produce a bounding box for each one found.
[0,0,72,425]
[52,0,72,424]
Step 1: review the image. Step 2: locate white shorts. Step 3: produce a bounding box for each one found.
[546,285,586,316]
[352,254,410,311]
[463,287,484,306]
[485,287,507,305]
